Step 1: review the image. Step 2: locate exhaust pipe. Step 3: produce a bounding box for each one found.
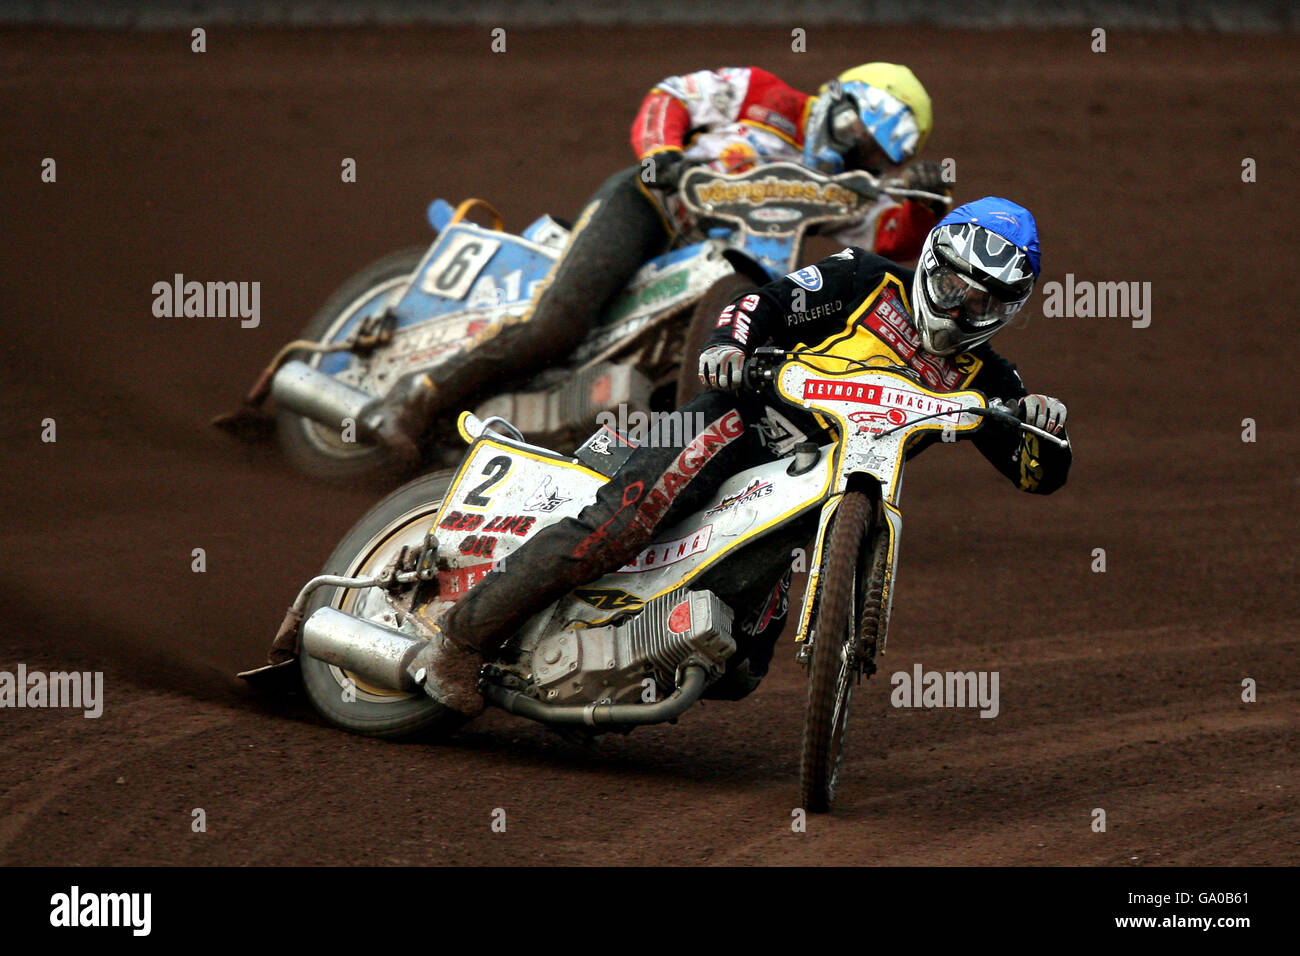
[483,665,709,727]
[301,607,424,693]
[302,604,712,726]
[270,360,374,431]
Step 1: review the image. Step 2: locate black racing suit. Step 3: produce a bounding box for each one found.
[440,247,1072,687]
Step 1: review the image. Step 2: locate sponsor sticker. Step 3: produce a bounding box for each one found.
[618,525,713,573]
[705,478,773,516]
[437,562,493,601]
[524,475,570,513]
[629,410,746,533]
[573,587,644,611]
[849,408,907,435]
[718,141,759,172]
[752,206,801,224]
[693,178,859,209]
[786,266,823,291]
[745,104,798,137]
[804,378,962,421]
[733,315,751,345]
[857,287,967,391]
[803,379,883,404]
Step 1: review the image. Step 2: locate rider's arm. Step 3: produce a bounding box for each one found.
[631,67,804,160]
[705,247,897,356]
[631,84,693,160]
[967,346,1072,495]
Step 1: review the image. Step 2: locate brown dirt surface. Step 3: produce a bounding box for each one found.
[1,24,1297,866]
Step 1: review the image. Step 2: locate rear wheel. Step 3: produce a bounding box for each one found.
[674,271,756,406]
[299,469,468,739]
[277,246,426,486]
[799,491,871,813]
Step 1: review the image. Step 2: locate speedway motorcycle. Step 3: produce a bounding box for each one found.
[241,347,1069,811]
[215,163,947,484]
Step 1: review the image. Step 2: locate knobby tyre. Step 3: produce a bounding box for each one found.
[799,490,872,812]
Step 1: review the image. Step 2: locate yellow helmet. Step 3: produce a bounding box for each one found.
[805,63,933,171]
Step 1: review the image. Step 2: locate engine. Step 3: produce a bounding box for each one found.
[522,588,735,705]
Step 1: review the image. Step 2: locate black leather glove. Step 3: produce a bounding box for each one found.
[641,151,690,193]
[902,160,951,214]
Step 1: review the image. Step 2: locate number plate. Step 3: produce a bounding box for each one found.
[421,234,502,300]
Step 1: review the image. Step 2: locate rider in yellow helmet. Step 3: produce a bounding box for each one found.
[803,63,934,173]
[364,64,949,468]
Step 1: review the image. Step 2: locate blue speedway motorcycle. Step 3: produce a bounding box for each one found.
[215,163,946,485]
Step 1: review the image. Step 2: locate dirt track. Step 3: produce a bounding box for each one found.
[1,25,1297,866]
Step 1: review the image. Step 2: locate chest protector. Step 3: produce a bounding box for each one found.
[800,273,982,391]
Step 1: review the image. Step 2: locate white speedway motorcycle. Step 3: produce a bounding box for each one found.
[241,348,1069,811]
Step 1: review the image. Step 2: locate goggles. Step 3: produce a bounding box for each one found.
[829,100,869,151]
[925,264,1026,328]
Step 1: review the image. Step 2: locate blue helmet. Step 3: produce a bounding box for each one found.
[911,197,1041,356]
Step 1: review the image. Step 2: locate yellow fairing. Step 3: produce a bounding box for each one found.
[804,275,980,378]
[793,274,982,441]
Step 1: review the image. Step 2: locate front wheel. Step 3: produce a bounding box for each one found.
[799,491,871,812]
[277,245,427,486]
[299,469,467,739]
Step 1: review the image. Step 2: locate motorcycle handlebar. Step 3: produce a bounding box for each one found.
[842,171,953,208]
[682,165,954,211]
[740,351,1070,449]
[741,348,784,390]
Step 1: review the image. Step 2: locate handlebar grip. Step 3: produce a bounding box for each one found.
[742,347,787,390]
[981,398,1016,426]
[741,359,769,391]
[982,399,1069,448]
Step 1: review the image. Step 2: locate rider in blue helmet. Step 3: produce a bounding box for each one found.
[413,197,1072,718]
[911,197,1041,356]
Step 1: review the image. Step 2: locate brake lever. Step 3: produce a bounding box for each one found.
[1020,421,1071,450]
[883,186,954,206]
[837,171,883,201]
[982,399,1070,449]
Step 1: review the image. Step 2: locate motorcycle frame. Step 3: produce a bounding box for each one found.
[426,360,988,665]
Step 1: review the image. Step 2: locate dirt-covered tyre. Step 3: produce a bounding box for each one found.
[799,491,871,813]
[277,246,426,486]
[674,271,757,406]
[299,469,467,739]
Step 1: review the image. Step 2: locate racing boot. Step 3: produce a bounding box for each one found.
[405,622,485,718]
[359,371,440,466]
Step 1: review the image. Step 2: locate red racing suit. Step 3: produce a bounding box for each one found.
[631,66,938,261]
